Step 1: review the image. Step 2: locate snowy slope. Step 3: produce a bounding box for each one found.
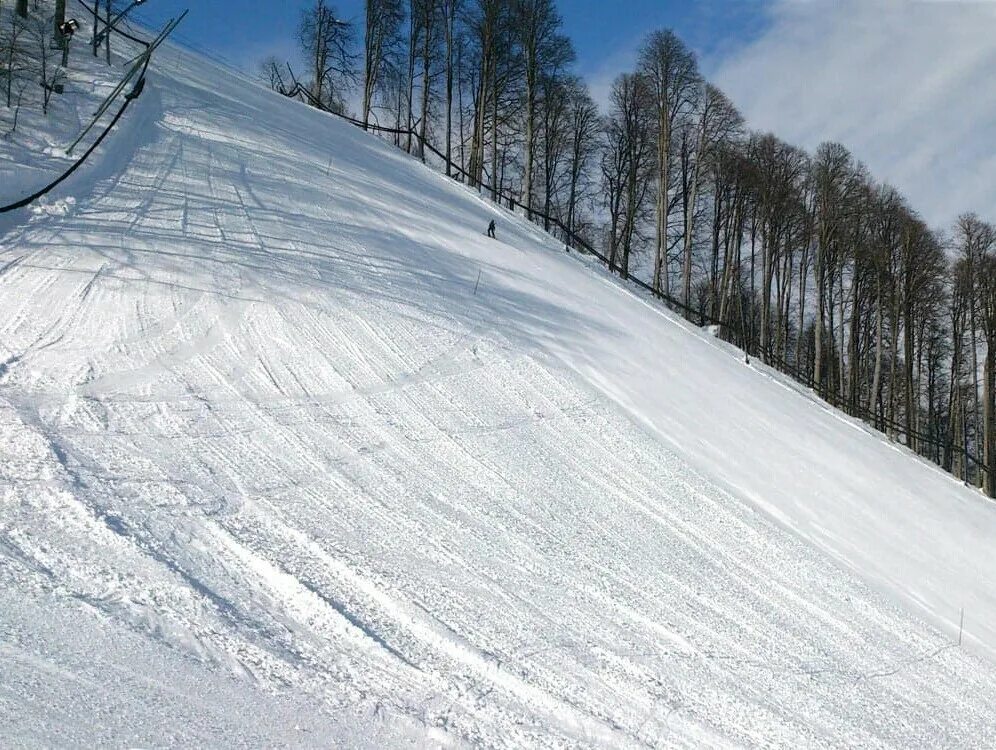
[0,2,125,216]
[2,38,996,748]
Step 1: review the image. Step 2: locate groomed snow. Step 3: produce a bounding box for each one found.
[2,37,996,748]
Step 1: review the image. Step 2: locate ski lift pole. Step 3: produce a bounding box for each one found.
[58,18,80,66]
[66,11,186,154]
[76,0,149,49]
[66,56,143,154]
[94,0,148,48]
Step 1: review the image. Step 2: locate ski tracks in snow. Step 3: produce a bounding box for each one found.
[2,55,996,747]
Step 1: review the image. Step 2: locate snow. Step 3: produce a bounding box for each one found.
[0,6,122,209]
[2,30,996,748]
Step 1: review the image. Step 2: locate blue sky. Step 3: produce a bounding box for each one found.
[123,0,772,79]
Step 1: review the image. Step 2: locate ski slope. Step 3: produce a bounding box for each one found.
[2,38,996,748]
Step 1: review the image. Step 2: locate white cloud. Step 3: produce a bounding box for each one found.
[711,0,996,228]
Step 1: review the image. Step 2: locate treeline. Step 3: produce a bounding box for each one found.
[265,1,992,499]
[1,0,129,132]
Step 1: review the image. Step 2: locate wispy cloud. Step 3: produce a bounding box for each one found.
[583,41,642,110]
[712,0,996,228]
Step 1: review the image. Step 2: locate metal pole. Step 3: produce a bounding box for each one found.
[96,0,147,48]
[55,0,67,44]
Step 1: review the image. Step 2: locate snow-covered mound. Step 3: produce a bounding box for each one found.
[2,39,996,748]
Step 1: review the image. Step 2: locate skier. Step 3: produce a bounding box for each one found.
[487,219,496,239]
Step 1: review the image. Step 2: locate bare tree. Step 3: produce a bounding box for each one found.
[602,72,655,279]
[957,214,996,489]
[399,0,439,154]
[564,77,599,246]
[2,7,28,107]
[978,247,996,495]
[513,0,571,220]
[298,0,356,113]
[897,215,945,448]
[867,186,904,428]
[401,0,416,148]
[414,0,440,158]
[466,0,505,189]
[438,0,461,175]
[362,0,405,125]
[748,133,808,363]
[5,77,28,135]
[680,83,743,309]
[638,29,700,296]
[258,56,292,94]
[949,259,974,478]
[538,70,569,229]
[29,14,65,115]
[810,142,859,393]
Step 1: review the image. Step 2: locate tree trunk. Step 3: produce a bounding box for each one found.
[444,7,454,176]
[760,223,775,363]
[780,240,794,365]
[888,293,901,439]
[361,1,376,128]
[653,113,671,295]
[795,235,809,371]
[682,104,708,310]
[718,199,744,329]
[105,0,111,64]
[904,298,916,449]
[813,235,826,395]
[838,268,847,406]
[524,74,535,220]
[458,44,466,175]
[469,61,487,188]
[971,294,984,487]
[953,387,964,480]
[490,61,498,201]
[394,76,403,145]
[749,214,757,357]
[405,8,417,153]
[418,2,432,163]
[709,175,723,318]
[927,336,937,462]
[92,0,100,57]
[871,277,884,428]
[848,267,861,413]
[985,343,995,496]
[312,7,325,105]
